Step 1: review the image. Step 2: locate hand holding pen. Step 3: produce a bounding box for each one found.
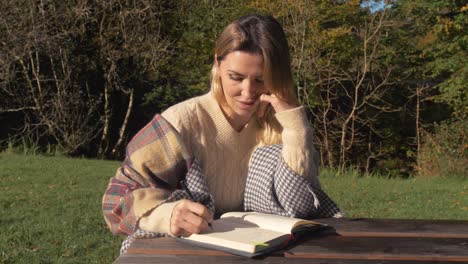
[180,180,213,230]
[169,180,213,237]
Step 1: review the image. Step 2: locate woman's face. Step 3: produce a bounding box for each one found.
[217,51,268,129]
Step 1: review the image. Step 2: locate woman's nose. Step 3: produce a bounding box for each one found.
[241,80,256,98]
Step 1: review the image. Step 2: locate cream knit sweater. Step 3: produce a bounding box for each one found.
[139,92,319,234]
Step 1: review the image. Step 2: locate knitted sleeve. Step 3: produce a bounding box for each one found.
[275,106,320,187]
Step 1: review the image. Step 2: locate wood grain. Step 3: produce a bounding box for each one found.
[318,218,468,238]
[114,218,468,263]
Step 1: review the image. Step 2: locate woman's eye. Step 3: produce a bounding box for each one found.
[255,79,264,84]
[229,75,243,82]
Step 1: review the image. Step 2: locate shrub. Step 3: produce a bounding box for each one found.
[418,118,467,179]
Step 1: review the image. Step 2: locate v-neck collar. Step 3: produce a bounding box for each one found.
[206,92,257,136]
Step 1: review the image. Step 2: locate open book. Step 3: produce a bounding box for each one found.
[178,212,327,257]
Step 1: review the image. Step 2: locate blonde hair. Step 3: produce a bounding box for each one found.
[210,14,298,146]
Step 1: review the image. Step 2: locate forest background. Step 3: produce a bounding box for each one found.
[0,0,466,178]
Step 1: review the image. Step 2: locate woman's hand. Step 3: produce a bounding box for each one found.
[170,199,213,237]
[257,93,297,118]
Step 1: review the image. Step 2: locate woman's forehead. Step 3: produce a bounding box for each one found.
[221,51,264,76]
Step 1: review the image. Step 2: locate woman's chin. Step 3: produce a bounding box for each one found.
[234,108,256,120]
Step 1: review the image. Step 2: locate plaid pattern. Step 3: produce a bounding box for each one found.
[102,114,193,235]
[120,158,214,254]
[244,144,343,219]
[101,168,142,235]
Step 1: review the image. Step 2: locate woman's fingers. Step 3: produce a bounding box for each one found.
[170,199,213,237]
[182,211,209,233]
[259,94,295,113]
[188,201,213,222]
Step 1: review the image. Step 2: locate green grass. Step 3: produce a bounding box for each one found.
[320,169,467,219]
[0,153,467,263]
[0,153,123,263]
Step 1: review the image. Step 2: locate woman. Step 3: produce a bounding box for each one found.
[102,14,341,252]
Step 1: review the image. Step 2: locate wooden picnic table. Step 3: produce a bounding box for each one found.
[114,218,468,263]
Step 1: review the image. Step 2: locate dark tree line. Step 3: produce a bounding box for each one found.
[1,0,466,178]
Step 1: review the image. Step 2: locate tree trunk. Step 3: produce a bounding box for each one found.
[112,89,134,157]
[99,82,111,155]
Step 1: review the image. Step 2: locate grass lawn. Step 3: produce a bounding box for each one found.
[0,153,122,263]
[0,153,466,263]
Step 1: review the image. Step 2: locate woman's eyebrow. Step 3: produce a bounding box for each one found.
[227,70,263,78]
[227,70,244,76]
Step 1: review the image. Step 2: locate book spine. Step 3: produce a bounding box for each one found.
[279,234,295,249]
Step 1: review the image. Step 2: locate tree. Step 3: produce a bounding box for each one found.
[251,0,399,172]
[0,0,171,157]
[143,0,255,109]
[389,0,467,176]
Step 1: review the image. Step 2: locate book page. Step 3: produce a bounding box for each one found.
[184,216,290,253]
[221,212,321,234]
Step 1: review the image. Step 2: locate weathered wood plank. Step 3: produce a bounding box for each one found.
[288,235,468,262]
[318,218,468,238]
[114,253,457,264]
[118,235,468,262]
[114,219,468,263]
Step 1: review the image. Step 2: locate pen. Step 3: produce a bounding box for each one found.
[180,180,213,230]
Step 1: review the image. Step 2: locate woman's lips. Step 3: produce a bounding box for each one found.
[237,99,256,109]
[236,94,262,109]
